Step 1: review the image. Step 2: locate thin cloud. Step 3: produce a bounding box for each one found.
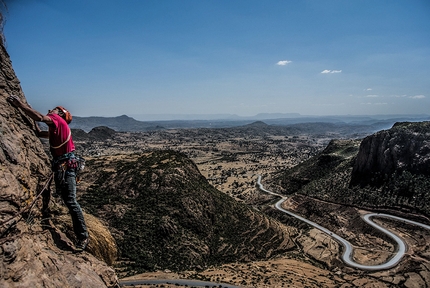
[276,60,292,66]
[409,95,425,99]
[316,103,345,106]
[360,102,388,105]
[366,95,380,98]
[321,69,342,74]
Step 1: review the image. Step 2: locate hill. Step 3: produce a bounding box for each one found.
[69,115,164,132]
[271,121,430,218]
[78,150,294,276]
[270,138,361,194]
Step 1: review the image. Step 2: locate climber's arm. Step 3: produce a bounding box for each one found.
[7,95,54,126]
[34,121,49,138]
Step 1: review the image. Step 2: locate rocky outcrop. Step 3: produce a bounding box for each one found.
[0,33,119,287]
[350,121,430,187]
[72,126,117,142]
[272,139,361,194]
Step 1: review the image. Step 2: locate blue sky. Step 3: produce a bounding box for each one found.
[3,0,430,120]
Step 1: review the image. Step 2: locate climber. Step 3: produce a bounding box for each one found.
[7,95,89,252]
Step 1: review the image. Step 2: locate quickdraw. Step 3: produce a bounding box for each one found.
[55,161,68,185]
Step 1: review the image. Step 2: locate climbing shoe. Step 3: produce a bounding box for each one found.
[75,238,89,252]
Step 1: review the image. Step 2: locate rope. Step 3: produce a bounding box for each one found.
[0,173,54,237]
[50,129,71,149]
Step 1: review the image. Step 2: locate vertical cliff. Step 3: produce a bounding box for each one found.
[350,121,430,187]
[0,26,119,287]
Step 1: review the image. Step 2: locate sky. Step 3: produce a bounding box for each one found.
[3,0,430,120]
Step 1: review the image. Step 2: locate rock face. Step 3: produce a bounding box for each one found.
[0,35,119,286]
[350,122,430,187]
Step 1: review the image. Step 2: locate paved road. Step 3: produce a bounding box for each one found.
[257,175,430,271]
[120,278,240,287]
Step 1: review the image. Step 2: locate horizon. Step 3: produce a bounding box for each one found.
[3,1,430,117]
[76,112,430,122]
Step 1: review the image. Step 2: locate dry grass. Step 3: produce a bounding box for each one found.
[51,204,117,265]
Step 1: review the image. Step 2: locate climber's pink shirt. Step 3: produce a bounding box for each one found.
[48,113,75,157]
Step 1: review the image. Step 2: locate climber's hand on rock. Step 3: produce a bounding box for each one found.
[7,95,23,108]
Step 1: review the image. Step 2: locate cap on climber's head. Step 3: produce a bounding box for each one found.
[55,106,72,124]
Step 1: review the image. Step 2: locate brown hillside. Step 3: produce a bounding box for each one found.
[78,150,295,276]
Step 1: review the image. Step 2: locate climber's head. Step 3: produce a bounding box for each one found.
[48,106,72,124]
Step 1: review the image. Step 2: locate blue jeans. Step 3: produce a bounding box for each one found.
[55,168,88,240]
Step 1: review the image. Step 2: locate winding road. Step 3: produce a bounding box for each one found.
[257,175,430,271]
[120,175,430,287]
[119,278,240,287]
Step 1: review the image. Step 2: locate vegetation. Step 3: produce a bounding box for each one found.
[79,150,291,275]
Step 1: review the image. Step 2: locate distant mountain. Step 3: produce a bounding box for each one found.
[69,115,159,132]
[129,112,302,121]
[70,114,430,133]
[244,121,269,128]
[130,112,430,122]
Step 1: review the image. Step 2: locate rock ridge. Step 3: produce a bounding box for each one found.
[350,121,430,187]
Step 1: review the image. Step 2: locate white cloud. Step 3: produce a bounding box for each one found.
[321,69,342,74]
[366,88,373,91]
[277,60,292,66]
[409,95,425,99]
[366,94,380,98]
[360,102,387,105]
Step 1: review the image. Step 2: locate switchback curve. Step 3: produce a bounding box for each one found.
[257,175,430,271]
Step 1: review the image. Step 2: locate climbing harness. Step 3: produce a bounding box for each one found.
[52,152,85,184]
